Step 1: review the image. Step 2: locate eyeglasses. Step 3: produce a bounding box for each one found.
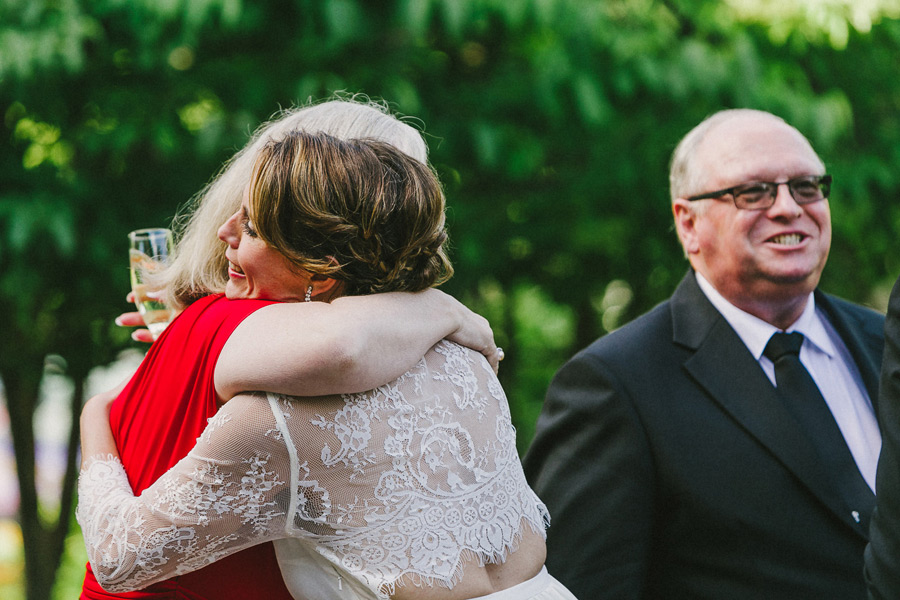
[685,175,832,210]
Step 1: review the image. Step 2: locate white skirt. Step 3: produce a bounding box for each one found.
[468,567,579,600]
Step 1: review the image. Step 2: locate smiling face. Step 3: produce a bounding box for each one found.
[673,113,831,324]
[216,188,312,302]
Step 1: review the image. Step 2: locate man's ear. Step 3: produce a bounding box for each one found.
[672,199,700,256]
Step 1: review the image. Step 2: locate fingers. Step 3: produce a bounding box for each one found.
[115,312,146,327]
[475,316,501,373]
[130,329,155,344]
[115,309,153,343]
[482,343,503,374]
[445,306,503,373]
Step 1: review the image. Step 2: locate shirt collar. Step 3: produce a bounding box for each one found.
[694,273,835,360]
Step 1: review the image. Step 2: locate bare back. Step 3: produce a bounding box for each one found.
[392,526,546,599]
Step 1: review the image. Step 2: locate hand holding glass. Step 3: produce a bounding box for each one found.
[128,228,176,340]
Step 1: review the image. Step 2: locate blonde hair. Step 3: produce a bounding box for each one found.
[158,97,429,309]
[250,131,451,295]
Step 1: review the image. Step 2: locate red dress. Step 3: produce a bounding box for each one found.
[80,294,295,600]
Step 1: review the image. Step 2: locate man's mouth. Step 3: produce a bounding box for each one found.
[769,233,804,246]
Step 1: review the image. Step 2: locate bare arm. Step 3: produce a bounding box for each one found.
[79,382,128,466]
[81,379,128,468]
[215,288,498,400]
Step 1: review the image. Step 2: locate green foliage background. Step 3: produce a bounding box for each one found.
[3,0,900,597]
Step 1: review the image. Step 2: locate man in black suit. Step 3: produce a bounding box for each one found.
[524,109,884,599]
[866,277,900,599]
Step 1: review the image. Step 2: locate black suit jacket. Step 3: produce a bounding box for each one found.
[866,275,900,599]
[524,272,884,600]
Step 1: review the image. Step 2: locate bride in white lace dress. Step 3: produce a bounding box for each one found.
[78,130,578,600]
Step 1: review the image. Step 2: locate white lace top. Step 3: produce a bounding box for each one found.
[77,341,549,599]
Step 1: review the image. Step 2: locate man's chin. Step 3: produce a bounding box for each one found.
[761,255,826,285]
[760,269,822,299]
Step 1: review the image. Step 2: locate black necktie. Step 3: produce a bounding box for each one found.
[763,332,873,525]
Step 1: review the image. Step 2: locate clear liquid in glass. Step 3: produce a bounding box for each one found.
[128,230,175,339]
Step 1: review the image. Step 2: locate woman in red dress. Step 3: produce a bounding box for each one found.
[79,100,499,600]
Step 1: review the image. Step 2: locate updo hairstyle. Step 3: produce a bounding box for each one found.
[249,130,452,296]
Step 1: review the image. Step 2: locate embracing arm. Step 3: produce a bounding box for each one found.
[522,350,655,600]
[77,394,290,592]
[866,276,900,599]
[79,386,123,467]
[215,288,498,399]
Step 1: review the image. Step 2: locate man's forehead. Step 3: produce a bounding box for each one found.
[694,117,822,185]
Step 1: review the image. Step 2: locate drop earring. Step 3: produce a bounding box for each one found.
[304,285,313,302]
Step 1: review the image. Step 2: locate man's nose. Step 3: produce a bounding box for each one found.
[767,182,802,217]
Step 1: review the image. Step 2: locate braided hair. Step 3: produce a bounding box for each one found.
[249,130,452,296]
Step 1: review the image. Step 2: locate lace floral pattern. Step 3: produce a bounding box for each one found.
[273,341,549,597]
[78,446,288,591]
[77,402,292,593]
[77,341,548,598]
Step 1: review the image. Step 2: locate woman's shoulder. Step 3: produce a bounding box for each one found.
[412,340,506,400]
[423,339,497,375]
[165,293,278,350]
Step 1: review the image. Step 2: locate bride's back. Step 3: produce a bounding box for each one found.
[269,340,549,599]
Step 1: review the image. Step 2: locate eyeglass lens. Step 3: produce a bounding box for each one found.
[733,176,830,209]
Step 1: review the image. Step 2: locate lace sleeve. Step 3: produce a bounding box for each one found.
[76,394,292,592]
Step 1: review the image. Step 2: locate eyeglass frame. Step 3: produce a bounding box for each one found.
[684,174,832,210]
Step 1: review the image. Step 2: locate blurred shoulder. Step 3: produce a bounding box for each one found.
[819,291,885,335]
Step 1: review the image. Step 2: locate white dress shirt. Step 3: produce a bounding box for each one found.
[696,273,881,491]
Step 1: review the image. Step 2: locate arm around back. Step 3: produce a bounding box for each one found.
[78,394,290,592]
[215,288,498,400]
[523,348,656,599]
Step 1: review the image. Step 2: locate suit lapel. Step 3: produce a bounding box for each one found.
[670,272,869,537]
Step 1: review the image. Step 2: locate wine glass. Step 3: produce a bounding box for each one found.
[128,228,176,340]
